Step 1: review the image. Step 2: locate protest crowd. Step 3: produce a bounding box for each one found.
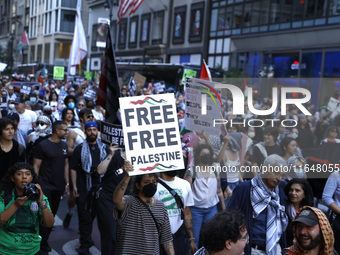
[0,71,340,255]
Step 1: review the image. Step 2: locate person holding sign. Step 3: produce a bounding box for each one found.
[113,163,175,255]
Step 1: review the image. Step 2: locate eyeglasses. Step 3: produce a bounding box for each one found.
[239,233,249,243]
[87,115,94,118]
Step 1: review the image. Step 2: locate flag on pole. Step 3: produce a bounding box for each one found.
[199,59,212,81]
[16,31,30,54]
[68,0,87,75]
[98,27,121,124]
[128,76,136,96]
[117,0,144,23]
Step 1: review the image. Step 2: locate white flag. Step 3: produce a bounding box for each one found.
[68,0,87,75]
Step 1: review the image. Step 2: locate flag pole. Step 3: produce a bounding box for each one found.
[79,47,81,75]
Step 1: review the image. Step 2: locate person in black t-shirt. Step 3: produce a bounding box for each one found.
[70,121,122,255]
[33,120,69,254]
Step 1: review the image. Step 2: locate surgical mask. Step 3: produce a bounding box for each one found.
[8,104,15,110]
[36,124,47,131]
[68,102,75,108]
[142,183,157,198]
[248,131,255,139]
[30,97,37,102]
[200,154,212,165]
[291,133,298,139]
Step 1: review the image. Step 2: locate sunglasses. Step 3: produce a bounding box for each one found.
[78,104,85,107]
[87,115,94,118]
[36,122,47,125]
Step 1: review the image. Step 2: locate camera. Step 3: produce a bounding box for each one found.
[23,183,40,201]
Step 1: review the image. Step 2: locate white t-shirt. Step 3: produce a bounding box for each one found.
[154,177,194,234]
[18,110,37,134]
[92,109,104,121]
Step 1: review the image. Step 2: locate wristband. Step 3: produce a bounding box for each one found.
[39,202,48,210]
[190,237,195,241]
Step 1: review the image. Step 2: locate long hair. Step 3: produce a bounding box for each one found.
[61,107,75,125]
[193,143,214,167]
[0,162,38,197]
[284,178,314,207]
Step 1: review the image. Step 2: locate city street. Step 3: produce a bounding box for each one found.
[47,198,101,255]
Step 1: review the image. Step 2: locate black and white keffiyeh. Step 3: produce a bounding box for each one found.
[81,138,107,191]
[250,173,288,255]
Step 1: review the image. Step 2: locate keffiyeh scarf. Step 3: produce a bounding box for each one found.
[81,138,107,191]
[250,173,288,255]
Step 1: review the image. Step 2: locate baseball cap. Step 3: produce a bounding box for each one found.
[293,209,319,226]
[7,112,20,122]
[14,97,25,104]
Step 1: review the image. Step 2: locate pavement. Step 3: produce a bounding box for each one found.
[47,197,101,255]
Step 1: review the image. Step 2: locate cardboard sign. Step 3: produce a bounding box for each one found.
[53,66,64,80]
[84,71,92,81]
[327,97,339,112]
[100,121,125,148]
[133,72,147,86]
[182,69,197,83]
[120,94,184,176]
[184,77,222,136]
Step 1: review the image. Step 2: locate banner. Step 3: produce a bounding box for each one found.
[120,94,184,175]
[53,66,64,80]
[100,121,125,148]
[184,77,222,136]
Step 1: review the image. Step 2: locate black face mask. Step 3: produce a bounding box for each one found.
[142,183,157,197]
[165,171,178,177]
[200,154,212,165]
[88,104,94,109]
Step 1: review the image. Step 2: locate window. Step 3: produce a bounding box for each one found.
[280,0,292,24]
[44,43,50,64]
[129,16,138,48]
[61,0,76,8]
[26,0,29,8]
[118,18,127,49]
[173,5,186,44]
[30,45,35,62]
[259,0,270,27]
[12,2,16,17]
[140,13,150,47]
[25,13,29,27]
[189,2,204,42]
[60,10,75,33]
[37,44,42,62]
[152,10,164,45]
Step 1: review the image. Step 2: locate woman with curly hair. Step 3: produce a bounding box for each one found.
[0,162,54,255]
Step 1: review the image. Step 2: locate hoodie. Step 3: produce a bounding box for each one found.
[283,206,334,255]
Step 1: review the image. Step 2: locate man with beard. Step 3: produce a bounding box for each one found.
[70,121,112,255]
[154,170,197,254]
[283,206,335,255]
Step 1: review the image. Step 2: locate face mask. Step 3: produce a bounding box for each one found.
[8,104,14,110]
[37,124,47,131]
[44,110,52,115]
[30,97,37,102]
[68,102,75,108]
[165,171,178,177]
[201,154,212,165]
[88,104,94,109]
[248,131,255,139]
[142,183,157,197]
[291,133,298,139]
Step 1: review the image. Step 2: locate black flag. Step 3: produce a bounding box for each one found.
[98,27,121,124]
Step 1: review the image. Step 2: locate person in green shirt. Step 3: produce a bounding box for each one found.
[0,162,54,255]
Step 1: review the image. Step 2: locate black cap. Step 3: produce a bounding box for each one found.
[14,97,25,104]
[7,112,20,121]
[293,209,319,226]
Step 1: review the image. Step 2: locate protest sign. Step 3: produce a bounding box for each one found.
[327,97,339,112]
[53,66,64,80]
[84,88,97,100]
[100,121,125,148]
[133,72,147,86]
[182,69,197,83]
[84,71,92,81]
[184,77,222,136]
[20,84,32,94]
[120,94,184,176]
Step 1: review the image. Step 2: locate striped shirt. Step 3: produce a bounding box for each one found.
[116,195,172,255]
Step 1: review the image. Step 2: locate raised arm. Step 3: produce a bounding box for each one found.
[113,161,133,211]
[97,144,120,175]
[66,130,77,156]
